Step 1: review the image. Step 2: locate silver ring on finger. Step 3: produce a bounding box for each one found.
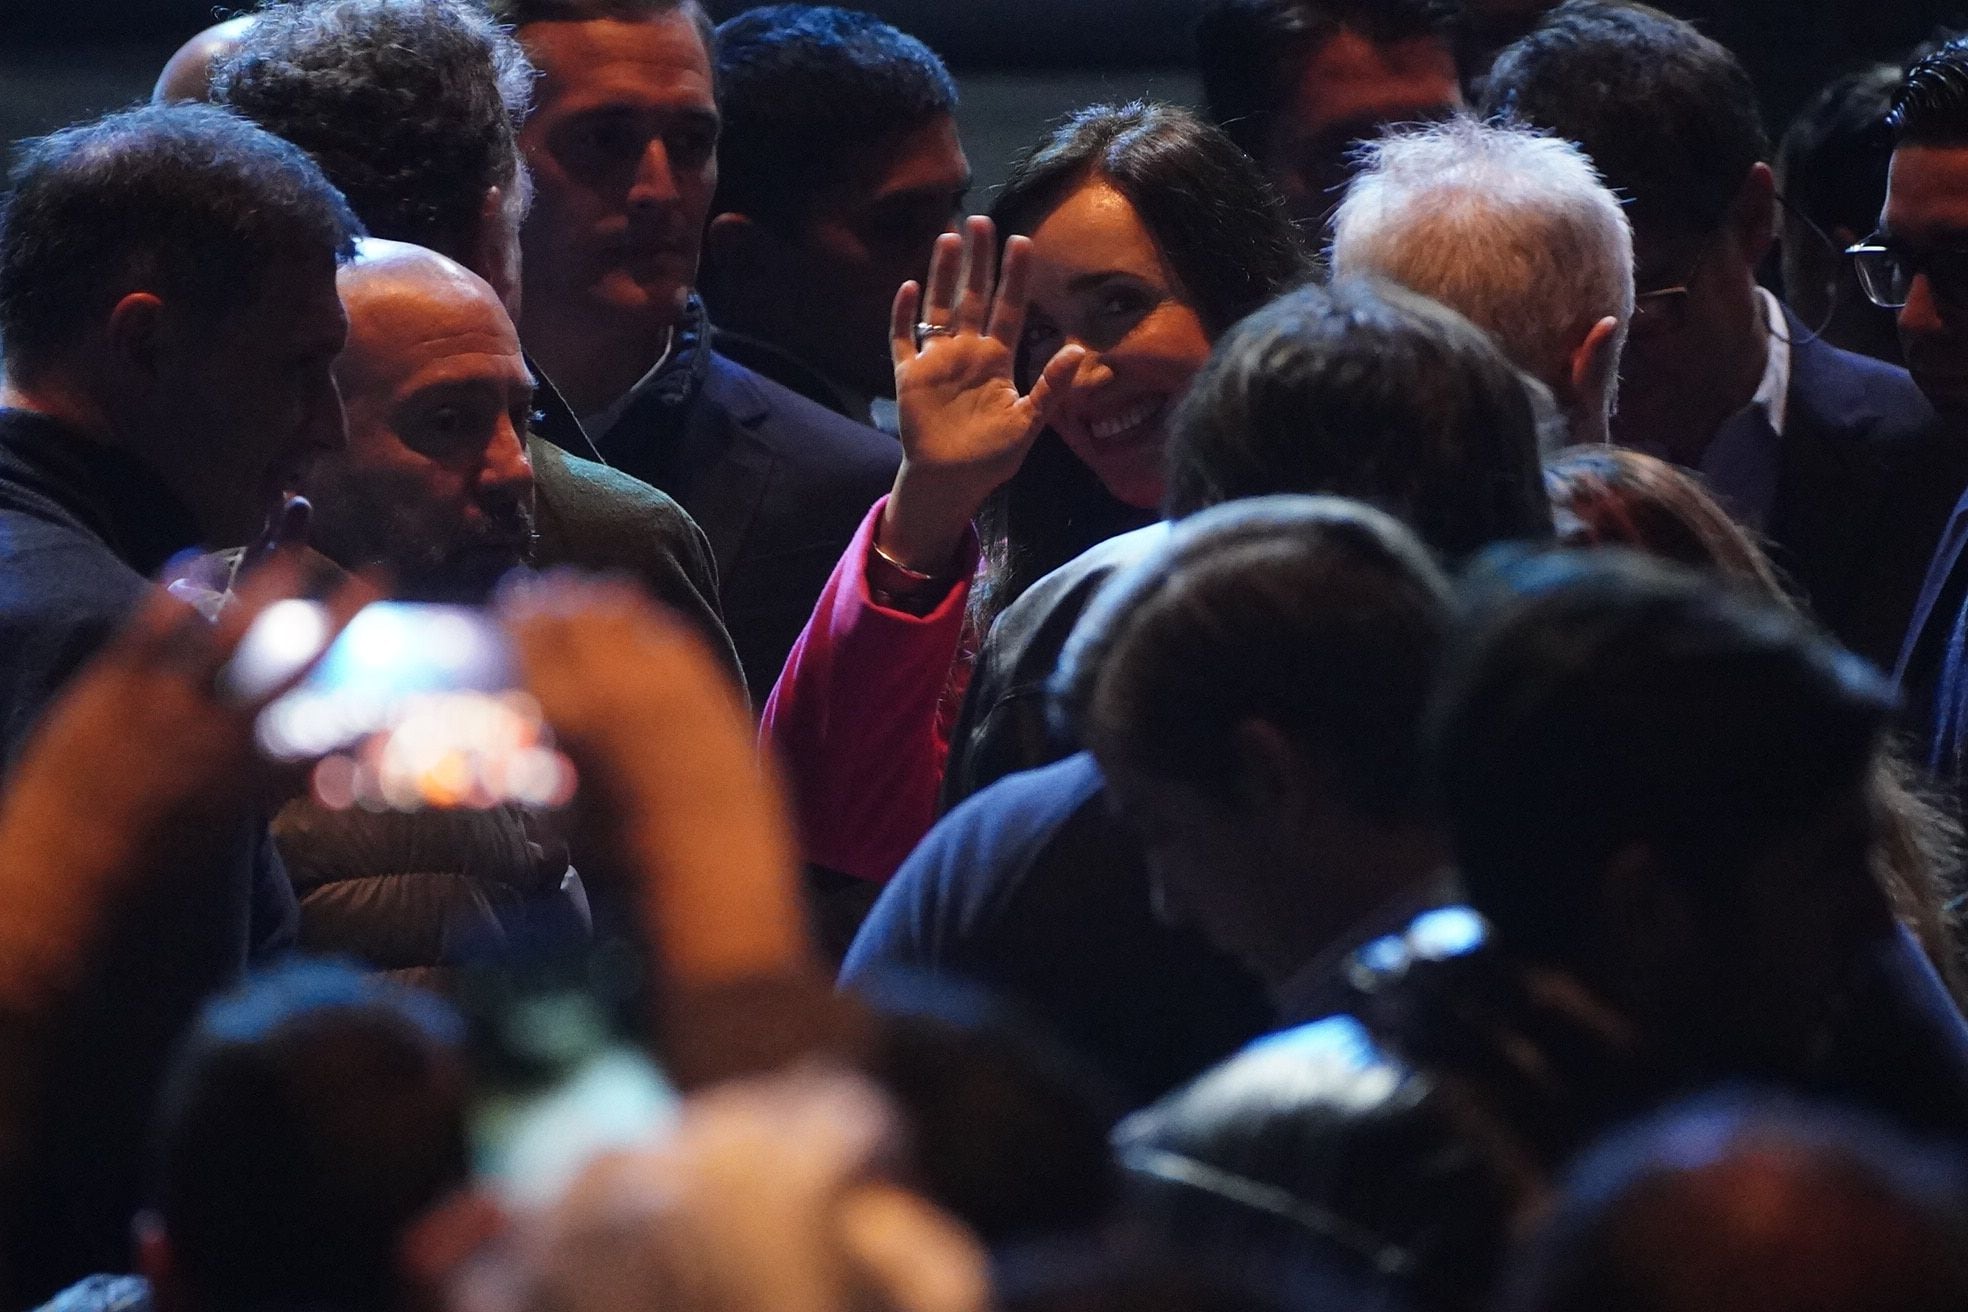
[915,321,955,345]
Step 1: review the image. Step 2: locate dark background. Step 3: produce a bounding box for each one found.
[2,1,1966,194]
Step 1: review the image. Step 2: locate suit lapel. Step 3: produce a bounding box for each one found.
[1767,332,1887,628]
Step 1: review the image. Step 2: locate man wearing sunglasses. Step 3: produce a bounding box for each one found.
[1873,37,1968,811]
[1483,2,1959,672]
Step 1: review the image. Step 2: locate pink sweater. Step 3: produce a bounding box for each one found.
[761,497,979,882]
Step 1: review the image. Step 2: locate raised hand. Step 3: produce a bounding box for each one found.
[880,216,1084,576]
[0,550,371,1008]
[495,574,811,989]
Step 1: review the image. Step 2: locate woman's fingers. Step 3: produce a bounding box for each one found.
[890,279,922,370]
[985,234,1034,349]
[920,230,963,328]
[951,215,995,336]
[1023,343,1086,428]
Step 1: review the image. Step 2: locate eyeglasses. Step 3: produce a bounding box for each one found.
[1847,235,1968,310]
[1628,234,1717,339]
[1630,283,1691,337]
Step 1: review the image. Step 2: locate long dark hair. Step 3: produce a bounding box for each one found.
[973,101,1310,628]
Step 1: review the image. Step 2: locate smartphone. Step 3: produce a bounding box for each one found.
[234,600,576,813]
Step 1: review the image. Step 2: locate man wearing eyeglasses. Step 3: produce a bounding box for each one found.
[1483,2,1960,672]
[1871,37,1968,803]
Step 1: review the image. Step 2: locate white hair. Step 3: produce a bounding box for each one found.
[1330,115,1634,434]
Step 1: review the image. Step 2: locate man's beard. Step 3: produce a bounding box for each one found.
[397,501,538,604]
[310,474,537,604]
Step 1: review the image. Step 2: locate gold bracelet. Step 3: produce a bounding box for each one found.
[870,537,939,587]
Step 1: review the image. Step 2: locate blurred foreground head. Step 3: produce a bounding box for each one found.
[511,1067,989,1312]
[1432,550,1897,1063]
[1507,1091,1968,1312]
[144,959,469,1312]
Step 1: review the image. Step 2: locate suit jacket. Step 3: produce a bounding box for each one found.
[1721,319,1961,672]
[522,357,744,685]
[1894,457,1968,799]
[591,300,900,701]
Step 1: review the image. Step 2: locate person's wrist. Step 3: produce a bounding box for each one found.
[877,475,974,580]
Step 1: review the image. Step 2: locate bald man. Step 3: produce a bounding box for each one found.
[308,240,535,601]
[271,240,590,988]
[153,16,257,104]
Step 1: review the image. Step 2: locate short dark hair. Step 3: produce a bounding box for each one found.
[153,960,469,1312]
[1163,278,1555,563]
[976,101,1311,625]
[1480,1,1770,239]
[1058,495,1453,817]
[711,5,956,231]
[0,103,360,378]
[1777,64,1901,242]
[486,0,715,61]
[212,0,531,259]
[1891,36,1968,146]
[1195,0,1456,161]
[1430,550,1894,963]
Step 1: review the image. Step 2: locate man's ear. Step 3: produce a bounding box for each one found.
[136,1210,184,1312]
[105,292,168,389]
[701,211,766,280]
[1229,718,1331,825]
[1597,841,1699,990]
[1569,314,1622,433]
[1732,161,1779,267]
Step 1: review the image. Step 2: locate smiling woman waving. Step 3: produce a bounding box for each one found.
[762,103,1310,938]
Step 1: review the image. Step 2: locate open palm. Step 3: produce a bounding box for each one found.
[891,216,1082,492]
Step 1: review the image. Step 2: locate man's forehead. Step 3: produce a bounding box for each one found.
[522,14,713,105]
[1885,144,1968,240]
[338,253,519,369]
[1283,27,1461,135]
[844,115,970,204]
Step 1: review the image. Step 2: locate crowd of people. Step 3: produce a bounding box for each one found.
[4,0,1968,1309]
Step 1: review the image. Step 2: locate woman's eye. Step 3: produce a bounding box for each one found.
[1096,287,1152,322]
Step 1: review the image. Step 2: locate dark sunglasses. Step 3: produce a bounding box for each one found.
[1847,235,1968,310]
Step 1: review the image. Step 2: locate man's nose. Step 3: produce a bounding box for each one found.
[1901,270,1949,340]
[479,417,533,497]
[628,139,680,209]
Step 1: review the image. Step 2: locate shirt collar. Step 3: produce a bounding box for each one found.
[581,328,675,441]
[1750,286,1793,439]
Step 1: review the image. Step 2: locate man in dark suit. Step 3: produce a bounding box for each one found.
[698,5,968,433]
[1866,40,1968,801]
[491,0,900,700]
[1483,1,1964,672]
